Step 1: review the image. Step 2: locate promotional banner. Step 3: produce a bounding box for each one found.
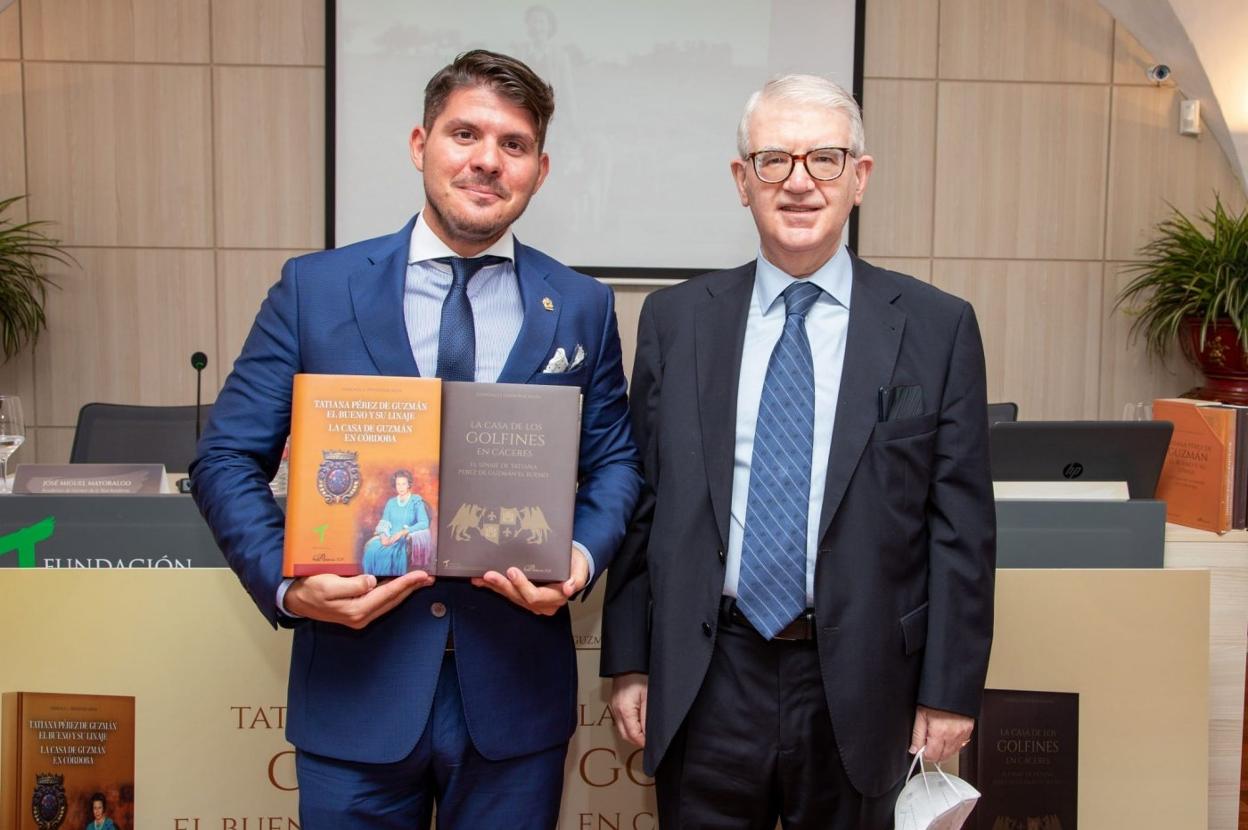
[0,570,655,828]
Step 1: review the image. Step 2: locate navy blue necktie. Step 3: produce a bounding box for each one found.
[435,256,504,381]
[736,280,822,640]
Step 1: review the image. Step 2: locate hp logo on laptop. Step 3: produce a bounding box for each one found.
[1062,462,1084,479]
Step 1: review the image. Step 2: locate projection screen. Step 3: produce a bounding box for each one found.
[331,1,863,275]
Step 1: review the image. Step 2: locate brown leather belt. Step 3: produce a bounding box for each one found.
[719,596,816,641]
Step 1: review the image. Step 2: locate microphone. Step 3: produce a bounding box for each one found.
[179,351,209,495]
[191,351,208,442]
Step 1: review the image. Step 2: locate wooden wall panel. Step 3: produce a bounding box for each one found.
[610,284,653,386]
[214,66,324,249]
[31,426,72,464]
[0,0,19,59]
[212,0,325,66]
[863,257,931,283]
[863,0,937,79]
[858,79,935,258]
[21,0,210,63]
[215,249,311,372]
[934,82,1109,260]
[0,66,31,420]
[34,249,218,426]
[0,61,25,220]
[938,0,1114,82]
[933,260,1103,420]
[24,63,213,247]
[1099,261,1202,418]
[1106,86,1247,261]
[0,351,35,423]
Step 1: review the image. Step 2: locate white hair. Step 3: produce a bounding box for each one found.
[736,74,865,158]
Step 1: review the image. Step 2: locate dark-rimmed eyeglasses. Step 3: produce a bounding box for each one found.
[746,147,852,183]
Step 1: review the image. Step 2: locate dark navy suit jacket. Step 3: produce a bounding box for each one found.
[192,216,641,763]
[600,256,995,795]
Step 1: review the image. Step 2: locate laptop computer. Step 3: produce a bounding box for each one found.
[989,420,1174,499]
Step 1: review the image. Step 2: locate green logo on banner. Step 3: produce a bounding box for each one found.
[0,516,56,568]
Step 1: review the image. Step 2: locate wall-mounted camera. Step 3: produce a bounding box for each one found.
[1147,64,1171,84]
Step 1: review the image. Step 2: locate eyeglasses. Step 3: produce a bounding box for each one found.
[746,146,852,183]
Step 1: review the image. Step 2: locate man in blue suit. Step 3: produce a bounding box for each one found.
[191,50,641,829]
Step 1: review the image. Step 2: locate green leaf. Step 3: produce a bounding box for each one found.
[0,196,74,363]
[1112,194,1248,362]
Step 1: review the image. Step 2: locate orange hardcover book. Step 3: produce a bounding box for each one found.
[1,692,135,830]
[283,374,443,577]
[1153,398,1238,533]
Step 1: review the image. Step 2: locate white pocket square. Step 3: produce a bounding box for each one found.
[543,344,585,374]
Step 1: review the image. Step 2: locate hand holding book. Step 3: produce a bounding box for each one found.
[470,546,589,616]
[286,570,435,630]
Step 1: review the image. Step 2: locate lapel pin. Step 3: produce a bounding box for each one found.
[542,297,555,312]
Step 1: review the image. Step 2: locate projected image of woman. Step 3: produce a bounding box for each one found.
[361,469,430,576]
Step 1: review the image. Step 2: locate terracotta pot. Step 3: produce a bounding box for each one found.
[1181,317,1248,405]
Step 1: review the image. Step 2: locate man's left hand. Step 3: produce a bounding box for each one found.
[471,547,589,616]
[910,705,974,763]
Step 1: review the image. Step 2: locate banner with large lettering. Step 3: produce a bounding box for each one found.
[0,570,655,829]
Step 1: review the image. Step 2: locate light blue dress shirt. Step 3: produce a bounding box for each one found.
[723,245,852,605]
[404,214,524,383]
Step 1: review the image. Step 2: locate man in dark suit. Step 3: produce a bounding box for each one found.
[191,50,640,829]
[601,74,995,828]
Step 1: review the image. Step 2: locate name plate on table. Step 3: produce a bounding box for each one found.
[13,464,172,494]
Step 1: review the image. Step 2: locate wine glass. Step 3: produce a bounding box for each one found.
[0,395,26,494]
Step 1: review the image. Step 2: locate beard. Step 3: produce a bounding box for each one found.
[423,173,533,245]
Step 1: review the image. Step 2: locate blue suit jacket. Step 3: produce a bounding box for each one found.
[191,216,641,763]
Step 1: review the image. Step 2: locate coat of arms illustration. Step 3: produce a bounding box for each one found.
[316,450,361,504]
[32,773,67,830]
[447,504,551,545]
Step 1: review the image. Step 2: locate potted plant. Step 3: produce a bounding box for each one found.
[0,195,70,363]
[1115,195,1248,404]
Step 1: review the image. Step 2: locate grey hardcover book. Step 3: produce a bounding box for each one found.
[436,382,580,581]
[960,689,1079,830]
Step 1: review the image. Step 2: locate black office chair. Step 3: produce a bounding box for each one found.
[69,403,213,473]
[987,401,1019,424]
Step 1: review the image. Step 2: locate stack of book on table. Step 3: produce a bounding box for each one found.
[1153,397,1248,533]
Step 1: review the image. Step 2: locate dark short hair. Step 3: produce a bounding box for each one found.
[392,470,414,487]
[423,49,555,150]
[90,792,106,806]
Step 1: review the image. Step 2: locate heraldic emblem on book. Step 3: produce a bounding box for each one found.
[447,504,551,545]
[32,773,67,830]
[316,450,361,505]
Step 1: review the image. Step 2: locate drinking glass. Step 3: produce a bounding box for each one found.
[0,395,26,494]
[1122,402,1153,421]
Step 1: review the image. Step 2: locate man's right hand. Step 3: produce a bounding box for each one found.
[610,672,649,748]
[285,571,433,630]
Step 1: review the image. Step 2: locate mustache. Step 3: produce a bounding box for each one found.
[454,174,508,199]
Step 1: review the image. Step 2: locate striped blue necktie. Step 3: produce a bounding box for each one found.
[435,256,504,381]
[736,280,822,640]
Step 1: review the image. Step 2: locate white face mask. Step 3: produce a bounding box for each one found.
[895,748,981,830]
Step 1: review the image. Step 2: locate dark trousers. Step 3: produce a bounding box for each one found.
[656,610,903,830]
[295,653,567,830]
